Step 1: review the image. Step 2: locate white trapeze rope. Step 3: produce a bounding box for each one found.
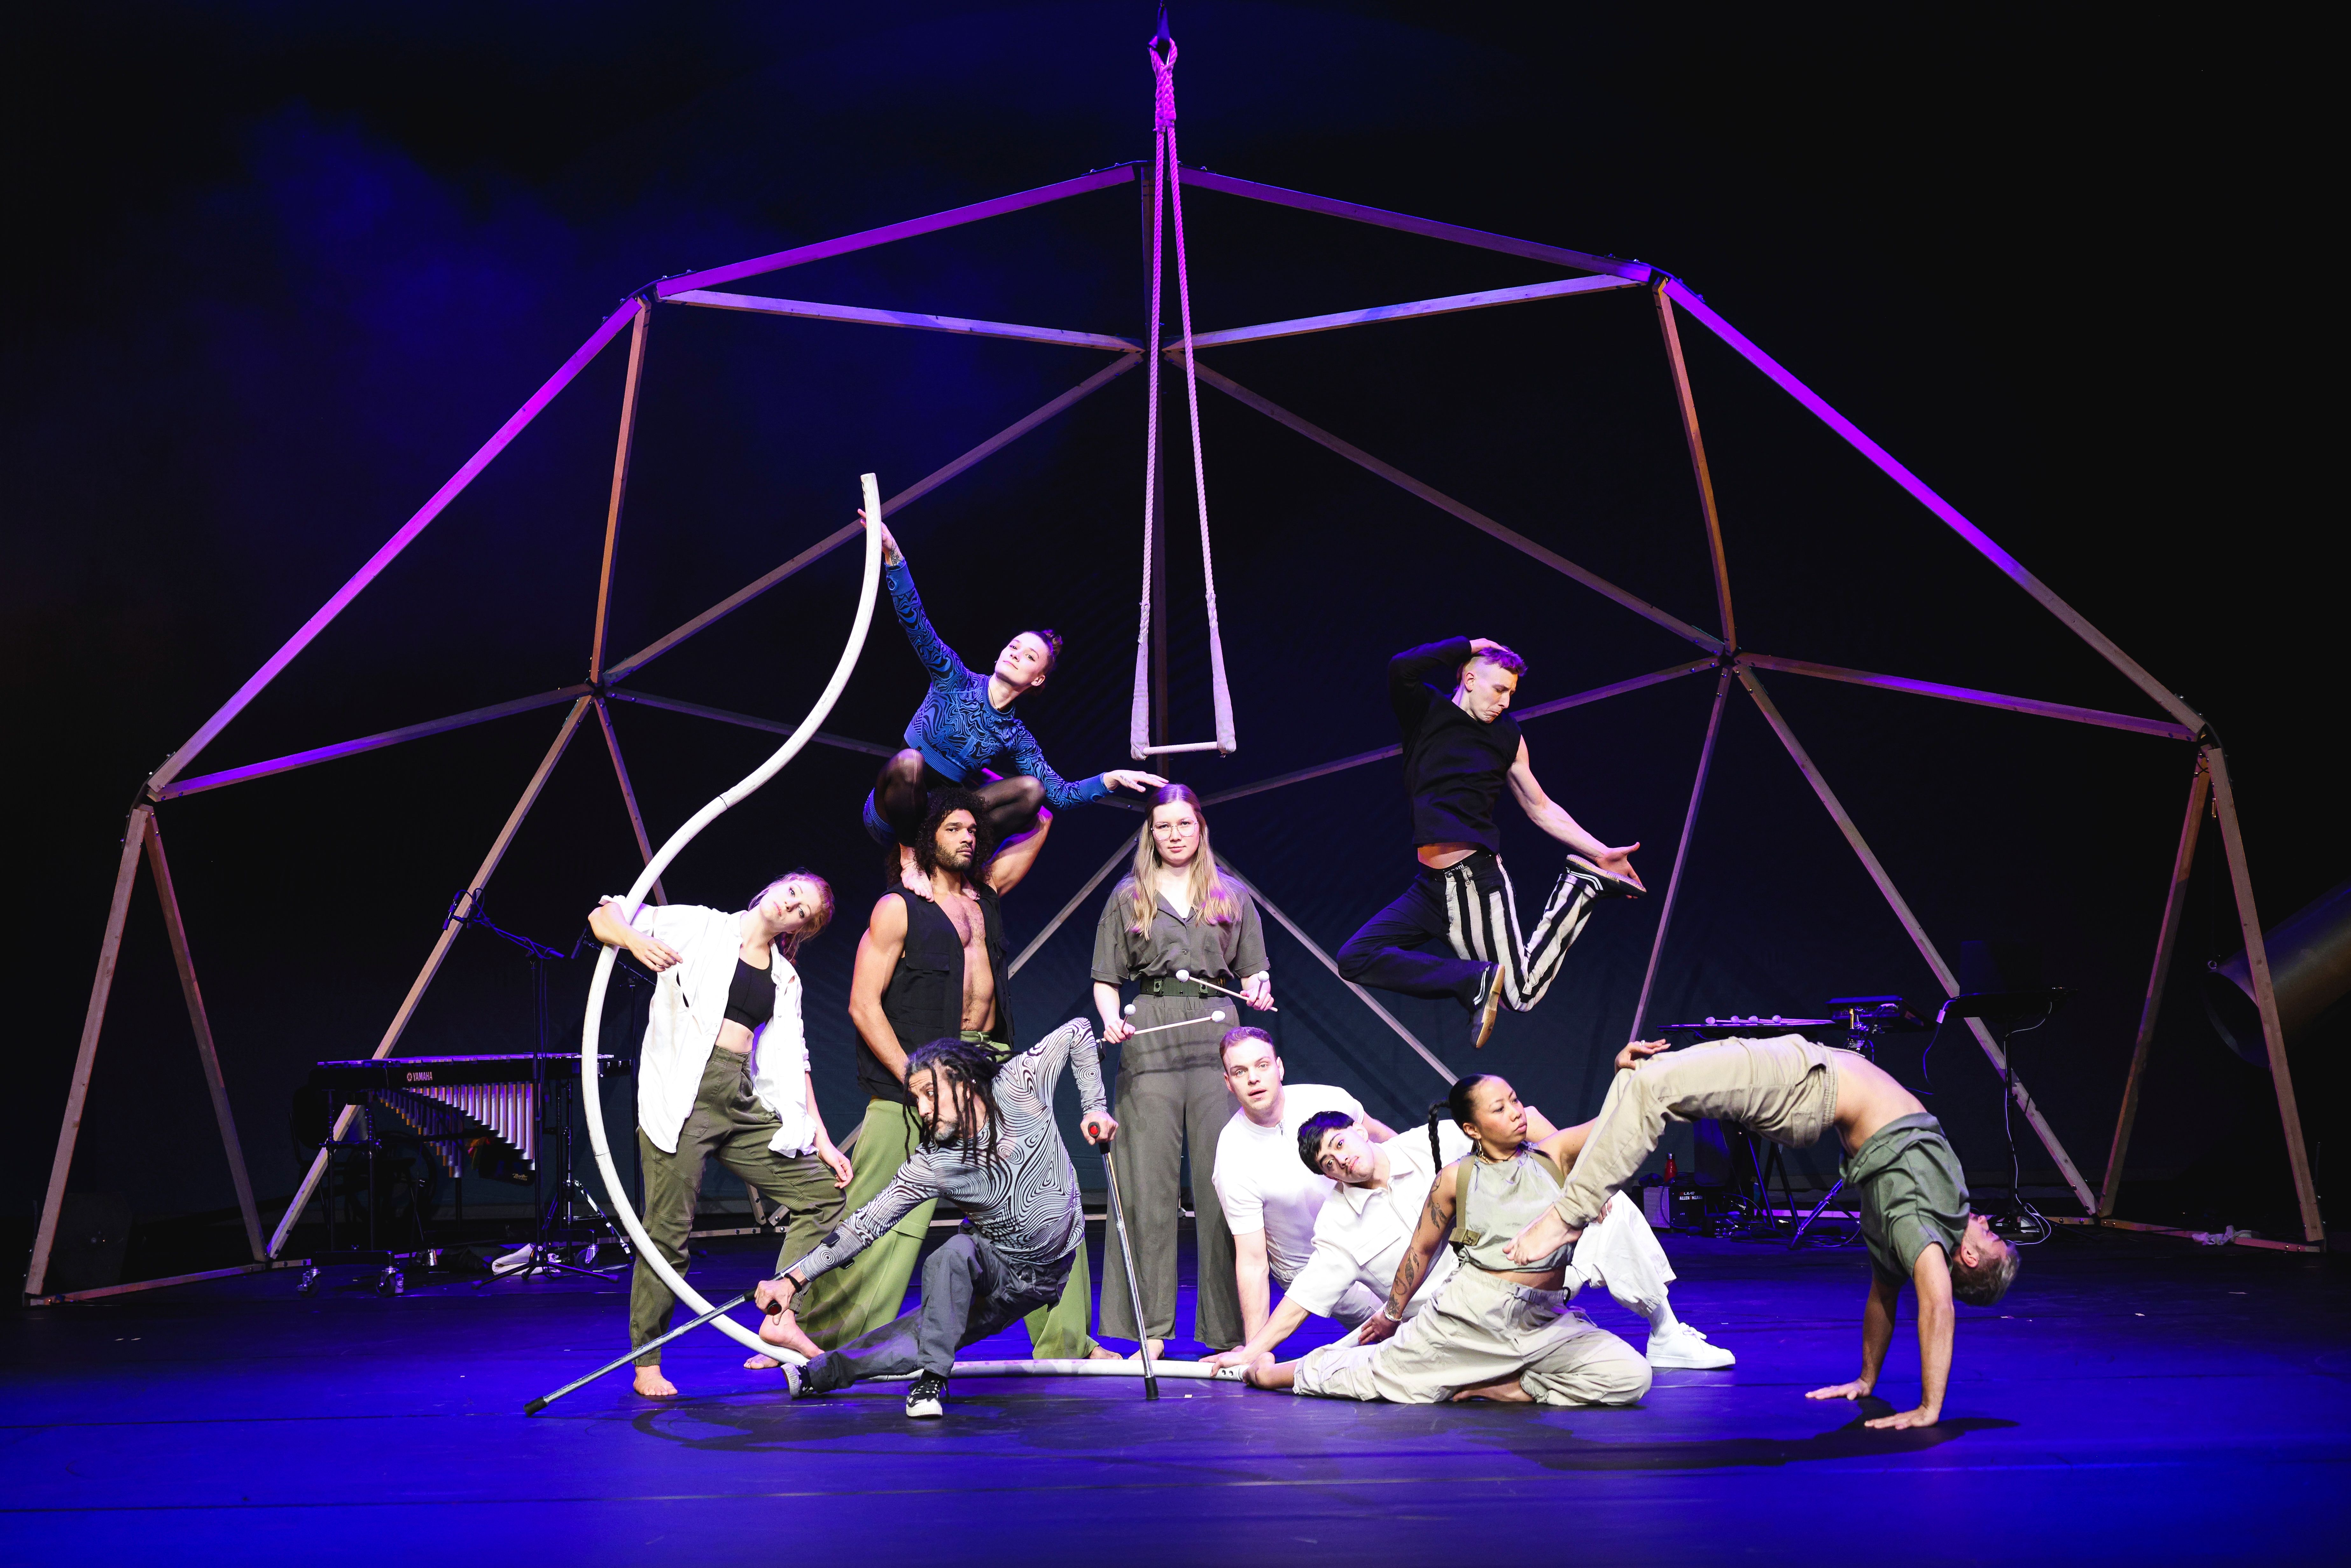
[577,480,884,1366]
[1131,28,1238,762]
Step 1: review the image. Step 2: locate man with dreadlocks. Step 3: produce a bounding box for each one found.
[753,1021,1116,1417]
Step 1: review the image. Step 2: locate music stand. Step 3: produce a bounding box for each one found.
[1937,988,2069,1241]
[447,891,632,1284]
[1782,997,1931,1248]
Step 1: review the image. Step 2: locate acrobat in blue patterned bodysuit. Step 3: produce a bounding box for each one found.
[860,557,1110,846]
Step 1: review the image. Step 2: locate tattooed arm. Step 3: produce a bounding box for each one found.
[1356,1163,1461,1347]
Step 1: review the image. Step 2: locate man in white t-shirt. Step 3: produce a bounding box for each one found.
[1206,1112,1734,1371]
[1209,1028,1398,1350]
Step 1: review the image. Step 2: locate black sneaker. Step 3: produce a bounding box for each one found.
[904,1372,947,1418]
[1564,854,1643,898]
[1470,963,1505,1049]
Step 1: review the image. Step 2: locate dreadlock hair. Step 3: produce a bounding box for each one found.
[900,1036,1008,1170]
[1297,1109,1357,1176]
[1427,1072,1504,1169]
[913,788,992,880]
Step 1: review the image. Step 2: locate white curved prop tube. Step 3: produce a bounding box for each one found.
[872,1359,1245,1381]
[578,480,884,1363]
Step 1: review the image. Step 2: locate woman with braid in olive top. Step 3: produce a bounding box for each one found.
[1247,1073,1651,1408]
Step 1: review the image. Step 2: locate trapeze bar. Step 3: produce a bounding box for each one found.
[657,167,1139,297]
[606,690,897,758]
[1137,739,1224,755]
[667,289,1141,352]
[1184,275,1636,350]
[1738,653,2197,740]
[1659,278,2205,736]
[1176,168,1650,282]
[153,684,595,799]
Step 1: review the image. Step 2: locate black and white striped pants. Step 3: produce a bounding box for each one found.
[1336,851,1602,1010]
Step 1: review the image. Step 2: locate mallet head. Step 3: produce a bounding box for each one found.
[1210,1009,1226,1022]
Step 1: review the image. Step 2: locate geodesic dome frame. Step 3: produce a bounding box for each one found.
[27,157,2322,1304]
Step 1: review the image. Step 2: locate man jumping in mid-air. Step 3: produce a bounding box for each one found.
[1336,636,1644,1049]
[1502,1035,2021,1429]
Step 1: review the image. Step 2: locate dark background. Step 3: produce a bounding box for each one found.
[8,2,2339,1281]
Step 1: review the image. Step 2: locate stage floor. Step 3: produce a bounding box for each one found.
[5,1223,2345,1563]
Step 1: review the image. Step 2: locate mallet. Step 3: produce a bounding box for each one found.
[1119,1006,1225,1037]
[1175,969,1276,1012]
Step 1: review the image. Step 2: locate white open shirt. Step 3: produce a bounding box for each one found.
[608,898,816,1157]
[1287,1121,1473,1318]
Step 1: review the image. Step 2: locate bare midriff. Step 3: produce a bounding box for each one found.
[1418,841,1479,870]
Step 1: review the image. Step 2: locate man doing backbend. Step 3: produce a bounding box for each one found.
[861,517,1161,883]
[1248,1073,1653,1407]
[1337,636,1644,1049]
[753,1024,1116,1418]
[1501,1035,2021,1429]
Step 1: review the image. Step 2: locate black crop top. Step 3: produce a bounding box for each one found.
[722,955,774,1031]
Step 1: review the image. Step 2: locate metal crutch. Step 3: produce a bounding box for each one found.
[1099,1136,1160,1401]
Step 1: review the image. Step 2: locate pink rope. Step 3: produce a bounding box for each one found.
[1131,34,1237,759]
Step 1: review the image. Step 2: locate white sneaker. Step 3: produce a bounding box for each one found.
[780,1362,805,1399]
[1646,1322,1736,1369]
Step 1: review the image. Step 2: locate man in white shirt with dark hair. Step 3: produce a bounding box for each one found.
[1205,1108,1733,1372]
[1209,1028,1397,1348]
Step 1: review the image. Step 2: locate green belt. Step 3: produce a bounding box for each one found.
[1140,975,1231,999]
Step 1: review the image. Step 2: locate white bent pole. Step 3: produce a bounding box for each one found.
[576,482,884,1363]
[879,1359,1243,1381]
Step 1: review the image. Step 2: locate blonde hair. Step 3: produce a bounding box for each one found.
[1125,784,1242,937]
[751,869,834,964]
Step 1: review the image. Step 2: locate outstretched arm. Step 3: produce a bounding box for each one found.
[1357,1165,1459,1347]
[1868,1247,1956,1429]
[755,1157,943,1315]
[871,517,965,686]
[1204,1294,1314,1371]
[1506,739,1643,887]
[1807,1263,1904,1412]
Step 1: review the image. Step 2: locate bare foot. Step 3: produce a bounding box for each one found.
[1449,1377,1532,1403]
[1085,1342,1125,1361]
[743,1310,821,1369]
[898,846,929,898]
[632,1364,678,1398]
[1127,1338,1165,1361]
